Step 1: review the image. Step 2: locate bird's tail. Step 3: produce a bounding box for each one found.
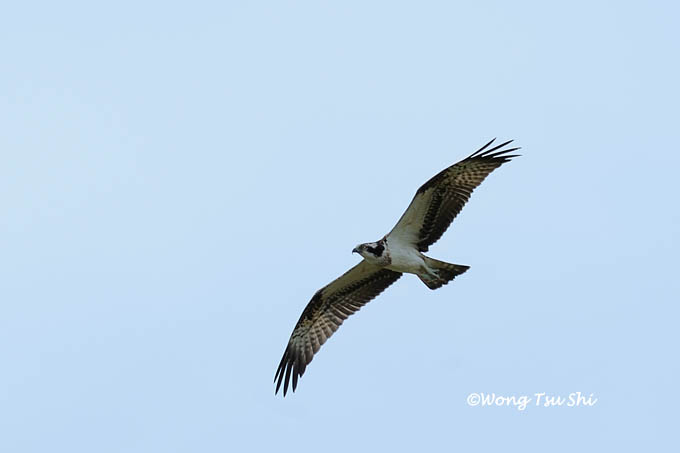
[418,257,469,290]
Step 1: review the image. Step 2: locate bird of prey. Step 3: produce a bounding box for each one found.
[274,138,519,396]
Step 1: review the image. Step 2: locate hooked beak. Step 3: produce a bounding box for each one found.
[352,247,359,254]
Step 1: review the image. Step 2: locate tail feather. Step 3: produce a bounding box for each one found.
[418,257,469,290]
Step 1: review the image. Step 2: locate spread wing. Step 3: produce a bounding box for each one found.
[274,260,402,396]
[387,139,520,252]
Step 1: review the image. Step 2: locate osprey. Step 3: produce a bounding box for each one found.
[275,139,519,396]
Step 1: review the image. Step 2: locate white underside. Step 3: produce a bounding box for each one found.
[385,240,427,275]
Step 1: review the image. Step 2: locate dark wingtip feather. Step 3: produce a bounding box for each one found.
[274,345,307,397]
[283,357,294,396]
[484,148,521,160]
[470,138,497,157]
[472,140,521,164]
[482,139,514,155]
[274,349,288,395]
[292,357,300,392]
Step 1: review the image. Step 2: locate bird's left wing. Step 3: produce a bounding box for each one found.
[274,260,402,396]
[387,139,520,252]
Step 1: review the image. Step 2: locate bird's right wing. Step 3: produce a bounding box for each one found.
[274,260,402,396]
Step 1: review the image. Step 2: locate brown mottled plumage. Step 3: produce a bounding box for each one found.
[274,261,401,396]
[388,138,520,252]
[275,138,519,396]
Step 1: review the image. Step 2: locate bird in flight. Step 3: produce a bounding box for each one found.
[274,138,520,396]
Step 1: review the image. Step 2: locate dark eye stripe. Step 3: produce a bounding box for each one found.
[374,243,385,256]
[365,244,384,257]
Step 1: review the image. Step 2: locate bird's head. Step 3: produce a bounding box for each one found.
[352,241,386,262]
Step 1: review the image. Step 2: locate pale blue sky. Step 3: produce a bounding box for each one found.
[1,1,679,452]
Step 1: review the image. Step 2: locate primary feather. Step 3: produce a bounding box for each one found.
[275,139,519,396]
